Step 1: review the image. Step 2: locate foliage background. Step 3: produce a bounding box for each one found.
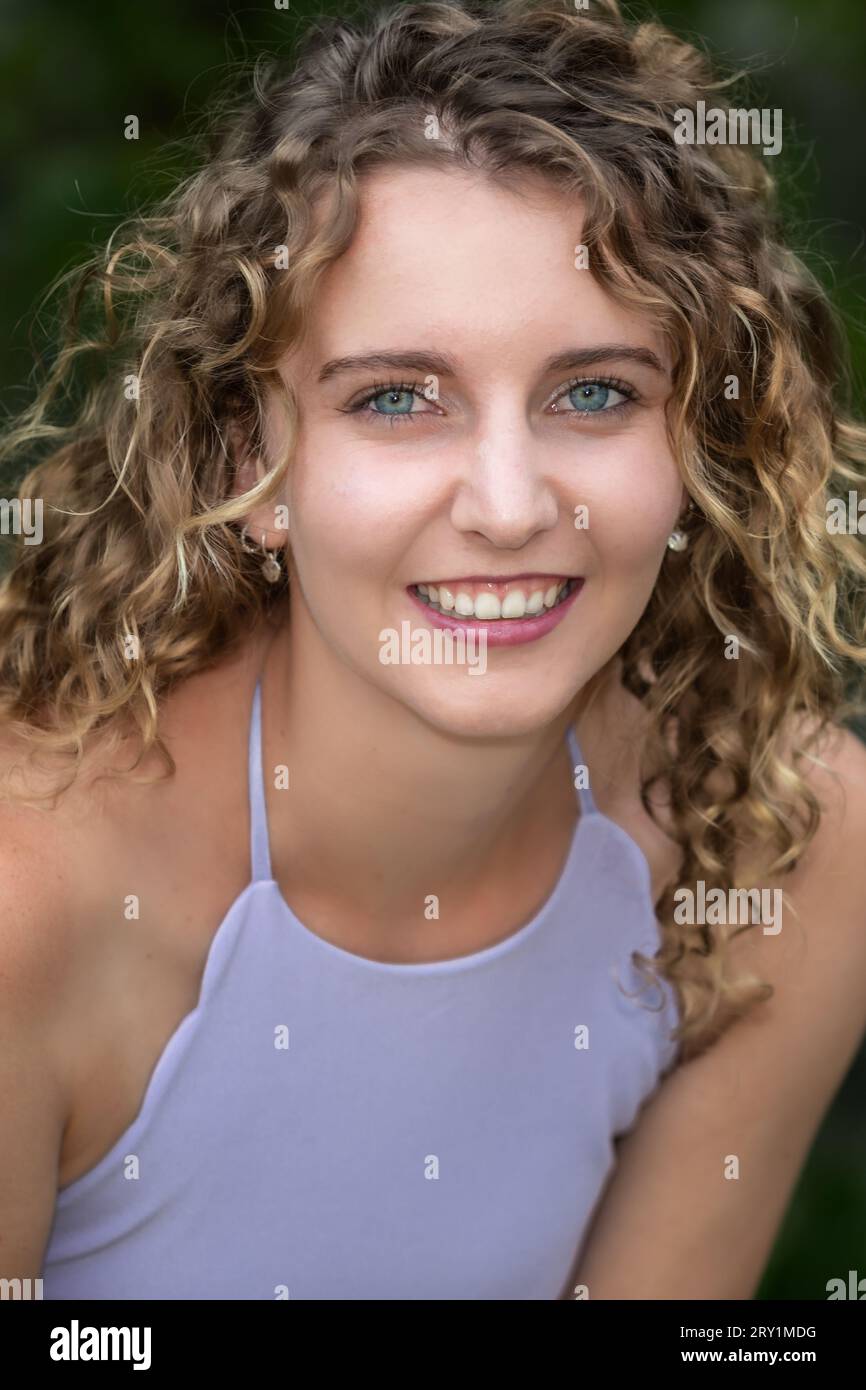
[1,0,864,1298]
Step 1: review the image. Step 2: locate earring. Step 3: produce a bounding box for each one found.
[667,500,697,551]
[240,529,284,583]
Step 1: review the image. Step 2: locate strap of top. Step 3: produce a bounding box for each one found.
[566,723,598,818]
[248,677,273,882]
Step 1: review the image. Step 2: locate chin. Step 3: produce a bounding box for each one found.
[393,676,580,743]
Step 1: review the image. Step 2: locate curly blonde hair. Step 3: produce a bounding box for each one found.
[1,0,865,1061]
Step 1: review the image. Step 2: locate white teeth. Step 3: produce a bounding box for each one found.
[454,592,475,616]
[500,589,526,619]
[414,579,573,621]
[474,592,501,620]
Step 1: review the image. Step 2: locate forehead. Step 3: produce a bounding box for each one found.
[287,165,667,375]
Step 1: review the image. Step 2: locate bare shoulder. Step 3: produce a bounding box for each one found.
[0,703,176,1114]
[731,714,866,966]
[571,712,866,1299]
[787,713,866,842]
[0,727,94,1278]
[0,720,109,1133]
[0,633,263,1030]
[732,713,866,1039]
[0,729,91,997]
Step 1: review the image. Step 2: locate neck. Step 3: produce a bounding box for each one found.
[257,599,612,935]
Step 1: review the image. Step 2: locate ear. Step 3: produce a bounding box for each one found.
[226,418,289,551]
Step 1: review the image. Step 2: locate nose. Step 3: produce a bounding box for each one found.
[449,426,560,549]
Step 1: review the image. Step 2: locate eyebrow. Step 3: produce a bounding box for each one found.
[316,344,667,384]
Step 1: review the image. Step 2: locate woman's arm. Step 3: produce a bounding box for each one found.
[571,726,866,1300]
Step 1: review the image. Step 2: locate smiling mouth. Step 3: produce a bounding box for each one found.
[409,576,580,621]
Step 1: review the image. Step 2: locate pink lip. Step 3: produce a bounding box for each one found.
[406,579,584,647]
[419,573,573,586]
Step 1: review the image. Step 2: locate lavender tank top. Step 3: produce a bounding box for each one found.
[41,677,681,1300]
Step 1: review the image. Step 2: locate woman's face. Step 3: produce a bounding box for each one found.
[266,165,686,738]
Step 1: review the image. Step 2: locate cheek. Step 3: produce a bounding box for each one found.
[288,445,419,592]
[582,433,681,573]
[289,422,448,568]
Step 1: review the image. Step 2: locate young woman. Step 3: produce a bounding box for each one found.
[2,0,866,1301]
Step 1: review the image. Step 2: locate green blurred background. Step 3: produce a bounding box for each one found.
[1,0,864,1298]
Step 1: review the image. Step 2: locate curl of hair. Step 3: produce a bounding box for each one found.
[1,0,865,1062]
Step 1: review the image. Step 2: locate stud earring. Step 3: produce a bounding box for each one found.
[667,500,698,552]
[240,529,284,583]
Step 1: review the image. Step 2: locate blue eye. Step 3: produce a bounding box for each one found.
[369,388,416,416]
[344,381,432,426]
[570,382,609,411]
[560,380,632,414]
